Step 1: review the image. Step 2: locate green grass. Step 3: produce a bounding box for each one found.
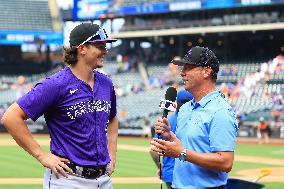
[0,146,156,178]
[118,137,151,146]
[113,149,156,177]
[264,182,284,189]
[1,135,151,145]
[0,186,41,189]
[0,146,45,177]
[235,144,284,159]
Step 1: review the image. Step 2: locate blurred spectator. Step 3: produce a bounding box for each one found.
[159,63,180,86]
[116,54,130,74]
[271,107,282,122]
[142,116,151,138]
[0,80,9,90]
[119,108,128,127]
[220,83,229,98]
[220,67,227,76]
[236,114,245,128]
[168,63,179,84]
[231,65,238,76]
[272,92,283,106]
[280,122,284,139]
[131,82,144,94]
[129,55,139,72]
[257,117,270,144]
[148,76,160,89]
[10,75,32,99]
[0,107,5,122]
[115,85,124,97]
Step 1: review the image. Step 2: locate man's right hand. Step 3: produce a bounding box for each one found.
[37,152,73,178]
[155,117,171,141]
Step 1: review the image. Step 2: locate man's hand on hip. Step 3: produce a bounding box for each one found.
[37,152,73,178]
[107,160,116,176]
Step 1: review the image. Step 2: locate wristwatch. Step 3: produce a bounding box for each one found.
[178,149,187,162]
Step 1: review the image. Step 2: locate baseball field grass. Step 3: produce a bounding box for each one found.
[0,135,283,189]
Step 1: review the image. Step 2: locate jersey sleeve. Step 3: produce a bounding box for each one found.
[16,78,60,121]
[209,108,238,152]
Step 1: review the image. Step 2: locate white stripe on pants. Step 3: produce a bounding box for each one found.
[43,169,113,189]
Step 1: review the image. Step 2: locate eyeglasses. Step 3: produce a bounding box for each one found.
[77,28,110,47]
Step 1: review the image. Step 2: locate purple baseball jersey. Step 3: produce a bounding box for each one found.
[17,67,117,167]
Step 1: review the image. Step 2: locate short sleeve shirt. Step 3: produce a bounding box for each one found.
[172,90,238,189]
[17,67,117,167]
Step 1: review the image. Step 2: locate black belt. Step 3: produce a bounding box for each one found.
[65,162,107,179]
[206,185,226,189]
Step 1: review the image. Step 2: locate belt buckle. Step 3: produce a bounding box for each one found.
[75,166,83,176]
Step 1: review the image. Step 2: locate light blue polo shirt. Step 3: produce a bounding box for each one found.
[172,90,238,189]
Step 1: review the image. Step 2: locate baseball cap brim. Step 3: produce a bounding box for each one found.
[171,57,193,66]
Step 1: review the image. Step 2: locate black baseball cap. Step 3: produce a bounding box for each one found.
[69,23,117,47]
[171,46,219,74]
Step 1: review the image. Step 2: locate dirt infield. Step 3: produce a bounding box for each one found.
[0,137,283,184]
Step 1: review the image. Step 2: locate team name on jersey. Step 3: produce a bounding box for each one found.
[66,100,111,120]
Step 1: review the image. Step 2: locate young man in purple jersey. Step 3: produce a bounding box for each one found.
[1,23,118,189]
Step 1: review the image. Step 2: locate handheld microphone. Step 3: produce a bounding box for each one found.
[157,87,177,189]
[159,87,177,118]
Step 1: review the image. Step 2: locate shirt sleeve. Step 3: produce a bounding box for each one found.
[209,108,238,152]
[16,78,60,121]
[109,85,117,120]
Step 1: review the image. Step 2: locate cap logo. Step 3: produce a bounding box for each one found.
[184,49,192,62]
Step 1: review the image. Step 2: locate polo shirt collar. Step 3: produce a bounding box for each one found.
[194,89,220,108]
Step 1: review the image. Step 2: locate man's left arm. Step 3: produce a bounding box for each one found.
[107,116,118,176]
[179,149,234,173]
